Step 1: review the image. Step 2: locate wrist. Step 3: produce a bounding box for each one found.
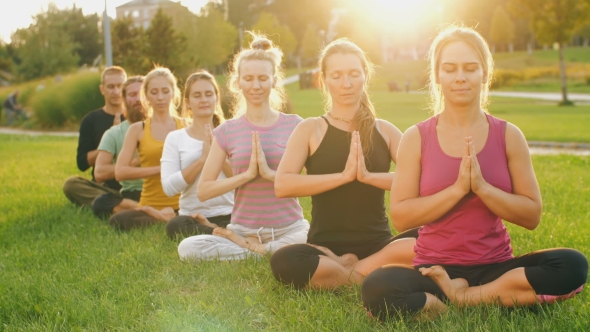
[451,182,468,198]
[358,172,373,184]
[473,181,490,197]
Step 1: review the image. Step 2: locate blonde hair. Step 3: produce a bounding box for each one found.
[101,66,126,84]
[227,32,287,115]
[319,38,377,157]
[428,25,494,114]
[140,67,182,119]
[182,70,226,128]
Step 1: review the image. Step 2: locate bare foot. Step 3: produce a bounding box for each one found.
[309,244,359,268]
[213,227,248,246]
[212,228,267,254]
[190,213,219,229]
[135,206,175,222]
[419,265,468,303]
[159,207,176,221]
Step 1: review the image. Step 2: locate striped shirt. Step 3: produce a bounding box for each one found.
[214,112,303,229]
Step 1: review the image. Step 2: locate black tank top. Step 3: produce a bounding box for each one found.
[305,117,392,246]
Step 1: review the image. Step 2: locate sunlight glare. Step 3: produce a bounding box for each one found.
[367,0,436,31]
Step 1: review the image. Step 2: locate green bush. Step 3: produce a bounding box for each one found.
[61,72,103,121]
[586,75,590,86]
[29,72,103,127]
[30,88,68,127]
[491,69,524,89]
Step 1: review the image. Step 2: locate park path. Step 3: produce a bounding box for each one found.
[1,127,588,156]
[489,91,590,102]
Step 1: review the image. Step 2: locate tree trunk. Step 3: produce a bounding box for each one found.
[558,43,569,105]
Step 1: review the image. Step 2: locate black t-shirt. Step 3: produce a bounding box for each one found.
[76,108,122,190]
[305,117,392,246]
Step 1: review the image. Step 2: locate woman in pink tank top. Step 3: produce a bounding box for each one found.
[361,26,587,320]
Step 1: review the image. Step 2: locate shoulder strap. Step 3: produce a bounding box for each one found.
[320,115,329,125]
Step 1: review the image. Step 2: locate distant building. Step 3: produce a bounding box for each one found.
[115,0,190,30]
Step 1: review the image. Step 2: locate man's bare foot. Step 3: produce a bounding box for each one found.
[309,244,359,268]
[419,265,468,303]
[190,213,219,229]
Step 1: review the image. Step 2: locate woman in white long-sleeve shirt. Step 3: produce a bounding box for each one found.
[161,71,234,239]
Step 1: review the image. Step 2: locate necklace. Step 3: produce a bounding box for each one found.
[328,112,352,123]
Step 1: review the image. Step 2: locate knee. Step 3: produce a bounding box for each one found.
[177,237,202,261]
[62,177,80,203]
[362,267,424,320]
[166,216,185,239]
[91,193,120,219]
[108,212,126,231]
[270,244,319,289]
[559,249,588,288]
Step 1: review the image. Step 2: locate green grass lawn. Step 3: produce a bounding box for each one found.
[1,124,589,330]
[287,88,590,143]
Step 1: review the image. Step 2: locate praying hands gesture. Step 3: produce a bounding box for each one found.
[244,131,275,182]
[341,131,371,184]
[455,136,489,196]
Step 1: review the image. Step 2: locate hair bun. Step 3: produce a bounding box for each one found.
[251,38,272,51]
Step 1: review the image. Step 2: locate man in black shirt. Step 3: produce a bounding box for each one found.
[63,66,128,207]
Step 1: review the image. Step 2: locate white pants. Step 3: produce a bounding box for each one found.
[178,219,310,261]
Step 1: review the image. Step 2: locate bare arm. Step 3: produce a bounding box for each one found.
[221,159,233,178]
[390,126,470,232]
[197,135,258,201]
[115,123,160,181]
[180,125,213,185]
[470,123,542,230]
[275,119,357,198]
[356,119,403,190]
[94,151,115,183]
[86,150,99,167]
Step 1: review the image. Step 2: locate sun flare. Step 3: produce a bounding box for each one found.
[370,0,435,29]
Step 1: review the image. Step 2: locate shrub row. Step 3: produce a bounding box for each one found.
[492,64,590,89]
[30,72,103,127]
[0,72,104,128]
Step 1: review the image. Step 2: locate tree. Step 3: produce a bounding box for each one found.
[267,0,334,48]
[193,8,238,70]
[144,8,187,72]
[0,42,11,82]
[10,6,79,81]
[111,16,149,75]
[249,11,297,56]
[301,24,321,65]
[489,6,516,52]
[508,0,590,105]
[57,7,102,66]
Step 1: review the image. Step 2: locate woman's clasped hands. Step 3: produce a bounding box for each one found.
[455,136,489,196]
[244,131,275,181]
[341,131,372,184]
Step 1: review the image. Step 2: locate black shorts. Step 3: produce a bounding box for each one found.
[362,248,588,319]
[270,228,420,289]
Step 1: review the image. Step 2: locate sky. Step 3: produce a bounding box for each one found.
[0,0,209,43]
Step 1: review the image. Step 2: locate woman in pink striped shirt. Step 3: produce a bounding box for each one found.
[176,34,309,261]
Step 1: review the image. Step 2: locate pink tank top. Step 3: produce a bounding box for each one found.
[413,113,514,266]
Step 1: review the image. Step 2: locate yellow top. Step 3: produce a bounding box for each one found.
[138,117,183,209]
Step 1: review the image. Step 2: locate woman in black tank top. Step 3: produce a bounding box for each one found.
[270,39,419,290]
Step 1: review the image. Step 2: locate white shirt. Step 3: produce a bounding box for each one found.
[161,128,234,217]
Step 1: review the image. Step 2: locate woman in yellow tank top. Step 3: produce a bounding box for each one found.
[110,67,185,231]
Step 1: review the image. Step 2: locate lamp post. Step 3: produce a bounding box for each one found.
[104,0,113,66]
